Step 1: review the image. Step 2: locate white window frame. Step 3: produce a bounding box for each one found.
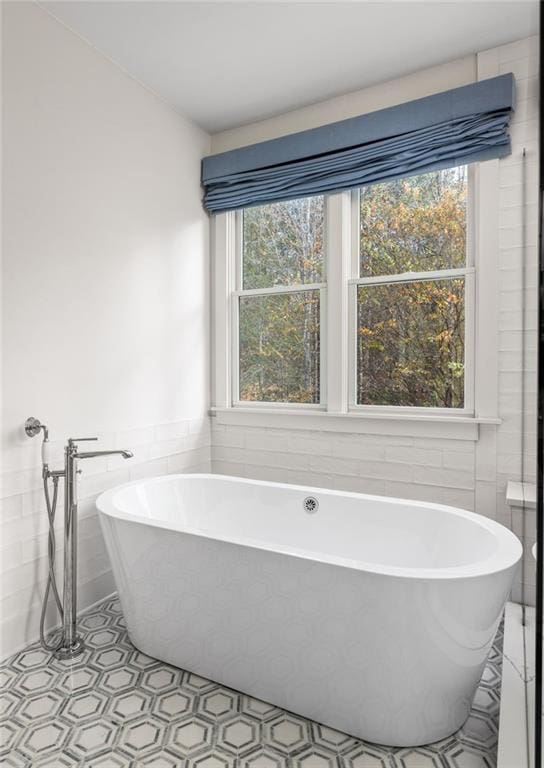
[347,166,476,417]
[211,161,501,439]
[231,208,327,410]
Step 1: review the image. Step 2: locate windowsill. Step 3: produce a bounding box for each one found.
[211,406,501,441]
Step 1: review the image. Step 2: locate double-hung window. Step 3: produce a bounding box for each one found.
[350,166,474,414]
[234,196,326,406]
[215,165,480,423]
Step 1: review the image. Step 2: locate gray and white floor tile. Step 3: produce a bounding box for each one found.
[0,596,503,767]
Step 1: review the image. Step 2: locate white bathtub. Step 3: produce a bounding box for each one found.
[97,473,521,747]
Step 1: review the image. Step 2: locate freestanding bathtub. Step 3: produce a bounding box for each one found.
[97,473,521,747]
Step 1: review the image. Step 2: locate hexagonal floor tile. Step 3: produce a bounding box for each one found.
[0,721,20,756]
[0,750,28,768]
[188,749,236,768]
[93,647,130,671]
[142,667,181,693]
[59,667,99,694]
[19,720,69,758]
[479,665,501,689]
[292,747,338,768]
[311,723,357,753]
[139,751,181,767]
[79,611,112,631]
[113,615,127,630]
[390,748,443,768]
[240,696,280,722]
[458,713,497,749]
[15,667,59,695]
[67,720,117,759]
[103,598,123,617]
[86,627,123,649]
[264,714,310,754]
[0,666,17,690]
[241,747,288,768]
[62,691,108,723]
[199,689,238,721]
[16,691,64,723]
[168,717,212,755]
[109,689,152,722]
[118,717,165,757]
[182,672,215,693]
[218,715,259,754]
[471,688,500,716]
[128,650,159,670]
[12,648,51,671]
[83,751,128,768]
[0,690,21,719]
[32,754,77,768]
[342,746,390,768]
[97,667,138,695]
[0,595,503,768]
[153,690,193,722]
[442,744,494,768]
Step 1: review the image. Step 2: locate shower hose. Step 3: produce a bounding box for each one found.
[40,473,64,651]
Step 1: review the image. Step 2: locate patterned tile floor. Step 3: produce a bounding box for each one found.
[1,596,503,768]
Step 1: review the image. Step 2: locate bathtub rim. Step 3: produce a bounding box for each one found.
[96,472,522,581]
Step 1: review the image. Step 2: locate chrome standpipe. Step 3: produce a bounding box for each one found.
[55,437,94,660]
[25,419,133,660]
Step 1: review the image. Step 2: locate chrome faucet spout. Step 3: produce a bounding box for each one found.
[75,449,133,460]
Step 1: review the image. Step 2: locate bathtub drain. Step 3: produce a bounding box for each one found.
[303,496,319,513]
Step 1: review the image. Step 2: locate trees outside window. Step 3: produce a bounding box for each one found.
[356,168,468,408]
[234,167,470,412]
[239,196,324,404]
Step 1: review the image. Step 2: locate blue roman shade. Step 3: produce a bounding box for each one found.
[202,73,515,213]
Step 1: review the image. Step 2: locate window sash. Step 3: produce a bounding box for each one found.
[233,287,326,407]
[348,271,475,415]
[234,209,327,406]
[352,166,473,280]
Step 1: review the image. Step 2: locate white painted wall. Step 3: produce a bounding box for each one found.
[210,38,539,606]
[1,2,211,657]
[211,55,476,153]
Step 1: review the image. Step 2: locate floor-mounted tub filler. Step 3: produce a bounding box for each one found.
[96,473,522,748]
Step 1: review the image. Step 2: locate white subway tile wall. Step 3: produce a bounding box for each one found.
[0,418,211,658]
[211,36,539,608]
[496,35,538,606]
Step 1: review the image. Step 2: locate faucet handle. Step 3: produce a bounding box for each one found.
[69,436,98,444]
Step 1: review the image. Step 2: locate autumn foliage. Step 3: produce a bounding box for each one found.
[239,167,467,407]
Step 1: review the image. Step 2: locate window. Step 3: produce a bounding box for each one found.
[235,196,325,405]
[214,164,483,425]
[352,167,473,412]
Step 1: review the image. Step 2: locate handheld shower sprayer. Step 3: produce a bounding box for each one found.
[25,417,133,659]
[25,418,64,653]
[25,417,51,474]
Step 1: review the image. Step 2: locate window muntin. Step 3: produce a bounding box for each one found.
[236,196,325,405]
[353,166,471,412]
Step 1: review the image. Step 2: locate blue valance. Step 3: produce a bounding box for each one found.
[201,73,515,213]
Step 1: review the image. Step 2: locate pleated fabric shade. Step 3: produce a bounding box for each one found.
[202,73,515,214]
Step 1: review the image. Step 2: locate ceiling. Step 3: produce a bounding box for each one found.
[41,1,538,134]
